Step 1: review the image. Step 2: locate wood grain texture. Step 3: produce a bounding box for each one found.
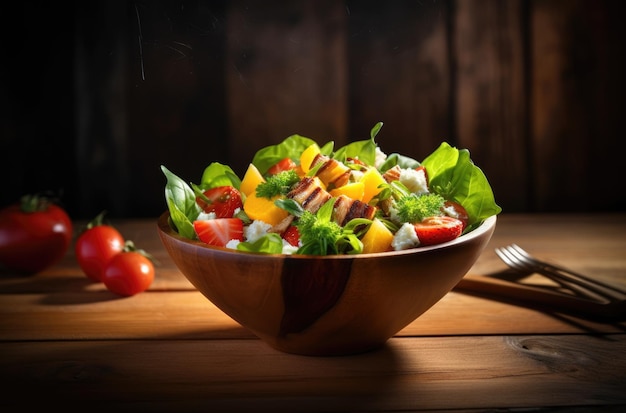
[2,215,625,341]
[226,0,348,175]
[4,1,626,218]
[127,0,230,217]
[454,0,528,211]
[531,0,626,212]
[347,0,451,159]
[1,335,625,411]
[1,214,625,410]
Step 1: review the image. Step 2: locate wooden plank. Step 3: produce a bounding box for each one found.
[454,0,528,212]
[531,0,626,211]
[126,1,230,218]
[1,287,624,342]
[225,0,348,175]
[2,214,625,341]
[346,0,451,159]
[1,335,625,411]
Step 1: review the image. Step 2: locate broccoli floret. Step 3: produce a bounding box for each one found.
[256,170,300,199]
[395,193,444,223]
[295,210,342,255]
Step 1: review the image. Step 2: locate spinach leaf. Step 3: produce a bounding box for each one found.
[422,143,501,226]
[333,138,377,165]
[332,122,383,165]
[251,134,318,175]
[161,165,201,239]
[200,162,241,190]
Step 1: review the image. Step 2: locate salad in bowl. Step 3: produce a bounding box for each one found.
[161,123,501,256]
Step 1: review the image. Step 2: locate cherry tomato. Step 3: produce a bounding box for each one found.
[102,251,154,296]
[75,213,125,282]
[267,157,297,175]
[0,195,73,274]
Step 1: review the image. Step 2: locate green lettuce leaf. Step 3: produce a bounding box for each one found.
[421,142,501,228]
[236,233,284,254]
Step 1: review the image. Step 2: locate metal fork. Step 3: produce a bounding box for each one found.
[495,244,626,305]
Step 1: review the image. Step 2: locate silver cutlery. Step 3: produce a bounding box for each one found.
[494,244,626,305]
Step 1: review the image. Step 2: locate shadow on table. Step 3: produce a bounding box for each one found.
[0,329,410,412]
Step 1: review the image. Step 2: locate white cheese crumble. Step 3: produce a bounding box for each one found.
[196,211,217,221]
[244,220,272,243]
[400,168,429,195]
[391,222,420,251]
[375,147,388,169]
[350,169,365,182]
[282,239,299,255]
[225,239,240,249]
[442,204,459,219]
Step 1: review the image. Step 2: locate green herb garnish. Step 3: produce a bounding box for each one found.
[255,170,300,199]
[293,199,365,255]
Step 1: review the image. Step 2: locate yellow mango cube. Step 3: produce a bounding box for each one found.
[361,218,394,254]
[329,181,364,201]
[360,168,386,204]
[240,163,265,197]
[299,144,320,174]
[243,192,289,226]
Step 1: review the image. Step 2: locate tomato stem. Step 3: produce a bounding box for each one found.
[123,240,159,265]
[20,194,49,213]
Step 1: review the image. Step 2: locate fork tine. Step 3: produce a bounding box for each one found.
[506,244,626,295]
[495,247,533,273]
[498,244,625,302]
[509,244,544,267]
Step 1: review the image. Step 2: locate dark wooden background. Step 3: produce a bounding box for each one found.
[2,0,625,219]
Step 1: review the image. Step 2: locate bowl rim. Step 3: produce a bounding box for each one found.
[157,212,497,260]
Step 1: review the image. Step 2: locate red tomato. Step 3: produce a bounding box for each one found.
[193,218,244,247]
[75,215,125,282]
[102,251,154,296]
[0,195,73,274]
[196,186,243,218]
[267,157,297,175]
[413,216,464,246]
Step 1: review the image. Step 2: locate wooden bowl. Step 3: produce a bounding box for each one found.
[157,212,496,356]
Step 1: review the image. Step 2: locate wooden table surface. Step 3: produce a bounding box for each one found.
[1,213,625,412]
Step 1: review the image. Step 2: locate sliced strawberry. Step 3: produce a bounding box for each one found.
[267,157,297,175]
[193,218,244,247]
[413,216,463,246]
[196,186,243,218]
[282,225,300,247]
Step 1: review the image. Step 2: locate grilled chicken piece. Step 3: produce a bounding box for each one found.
[269,176,332,235]
[287,177,332,213]
[269,177,331,234]
[311,154,351,188]
[332,195,377,227]
[382,165,402,183]
[269,214,295,235]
